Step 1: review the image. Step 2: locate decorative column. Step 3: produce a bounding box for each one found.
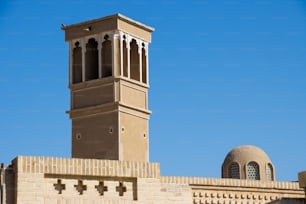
[145,42,149,84]
[98,34,103,78]
[144,42,149,110]
[138,40,142,83]
[69,41,73,84]
[112,32,120,77]
[81,38,86,82]
[127,36,131,79]
[119,32,123,77]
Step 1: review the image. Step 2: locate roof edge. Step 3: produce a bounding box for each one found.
[61,13,155,32]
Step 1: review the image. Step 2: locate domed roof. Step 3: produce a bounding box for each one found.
[223,145,271,165]
[222,145,275,181]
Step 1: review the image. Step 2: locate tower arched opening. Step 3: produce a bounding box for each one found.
[85,38,99,81]
[123,36,128,77]
[102,35,112,77]
[72,41,82,84]
[130,39,140,81]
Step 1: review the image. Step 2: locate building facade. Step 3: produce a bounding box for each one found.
[0,14,306,204]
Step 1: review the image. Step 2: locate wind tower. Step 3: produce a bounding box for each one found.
[62,14,154,162]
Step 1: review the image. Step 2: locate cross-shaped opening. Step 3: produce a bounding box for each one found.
[53,179,65,194]
[116,182,127,196]
[95,181,108,196]
[74,180,87,195]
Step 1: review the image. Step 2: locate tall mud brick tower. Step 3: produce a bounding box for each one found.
[62,14,154,162]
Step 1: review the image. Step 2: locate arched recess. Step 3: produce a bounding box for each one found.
[85,38,99,81]
[122,37,128,77]
[266,163,274,181]
[246,162,260,180]
[141,45,147,84]
[102,35,112,77]
[130,39,140,81]
[229,162,240,179]
[72,41,82,84]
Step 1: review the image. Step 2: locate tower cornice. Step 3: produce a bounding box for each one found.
[62,13,154,42]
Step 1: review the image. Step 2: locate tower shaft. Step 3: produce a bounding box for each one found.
[62,14,154,161]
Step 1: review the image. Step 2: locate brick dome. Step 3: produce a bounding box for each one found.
[222,145,275,181]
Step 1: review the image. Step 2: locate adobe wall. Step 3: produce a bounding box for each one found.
[298,171,306,199]
[3,156,305,204]
[161,176,305,204]
[12,156,191,204]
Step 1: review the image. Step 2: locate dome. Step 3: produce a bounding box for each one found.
[223,145,271,165]
[222,145,275,181]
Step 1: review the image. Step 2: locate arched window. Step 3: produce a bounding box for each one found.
[266,163,274,181]
[85,38,99,81]
[102,35,112,77]
[229,162,240,179]
[122,36,128,77]
[130,39,140,81]
[247,162,260,180]
[141,45,147,84]
[72,41,82,84]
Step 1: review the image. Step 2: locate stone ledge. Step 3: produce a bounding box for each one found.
[13,156,160,178]
[161,176,302,190]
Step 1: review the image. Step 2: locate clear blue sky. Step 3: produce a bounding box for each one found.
[1,0,306,181]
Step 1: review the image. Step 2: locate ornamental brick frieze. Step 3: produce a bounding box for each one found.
[49,175,136,200]
[192,190,304,204]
